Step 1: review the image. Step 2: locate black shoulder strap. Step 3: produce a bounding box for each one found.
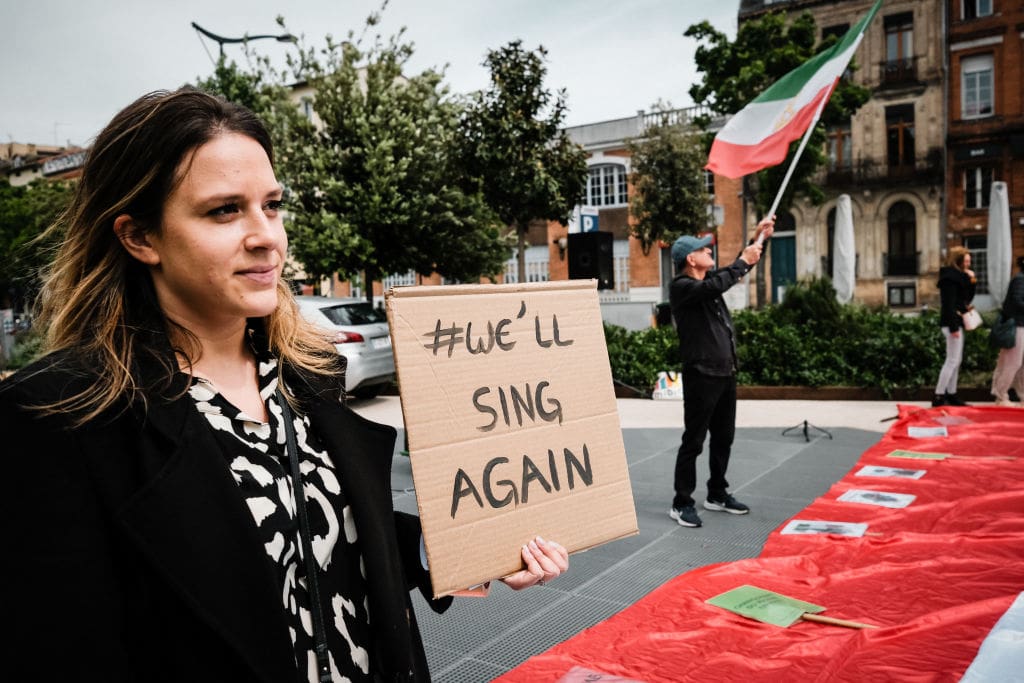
[276,389,333,683]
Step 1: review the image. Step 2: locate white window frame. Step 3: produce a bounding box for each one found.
[703,169,715,196]
[962,0,993,20]
[961,54,994,119]
[963,166,994,210]
[503,246,550,284]
[827,125,853,170]
[383,270,416,290]
[586,164,628,208]
[611,239,630,295]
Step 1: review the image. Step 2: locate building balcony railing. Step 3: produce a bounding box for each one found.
[880,57,918,87]
[824,149,943,187]
[882,251,921,277]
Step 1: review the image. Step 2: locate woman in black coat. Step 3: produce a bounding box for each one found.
[933,246,977,406]
[0,88,567,683]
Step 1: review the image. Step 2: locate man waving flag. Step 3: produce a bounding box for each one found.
[706,0,883,180]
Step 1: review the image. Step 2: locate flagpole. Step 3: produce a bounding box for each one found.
[756,86,834,246]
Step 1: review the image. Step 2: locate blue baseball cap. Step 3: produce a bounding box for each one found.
[671,234,714,266]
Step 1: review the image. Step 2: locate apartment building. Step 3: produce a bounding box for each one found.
[945,0,1024,307]
[0,142,83,187]
[739,0,947,308]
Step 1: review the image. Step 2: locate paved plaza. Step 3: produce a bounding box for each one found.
[352,396,930,682]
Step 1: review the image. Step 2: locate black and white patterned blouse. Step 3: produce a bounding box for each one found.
[188,357,373,683]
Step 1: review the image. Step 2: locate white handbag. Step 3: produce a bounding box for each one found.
[961,308,983,331]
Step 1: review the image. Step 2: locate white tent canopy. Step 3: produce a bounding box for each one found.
[832,194,855,304]
[987,181,1012,307]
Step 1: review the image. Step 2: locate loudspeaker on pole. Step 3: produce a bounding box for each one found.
[568,231,614,290]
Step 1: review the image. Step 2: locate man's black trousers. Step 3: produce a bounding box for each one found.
[672,368,737,509]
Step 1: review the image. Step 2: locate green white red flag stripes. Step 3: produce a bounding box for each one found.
[705,0,883,179]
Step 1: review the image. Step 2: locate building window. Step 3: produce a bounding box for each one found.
[964,167,994,209]
[882,13,915,84]
[885,13,913,62]
[962,0,993,20]
[821,24,849,46]
[886,105,915,172]
[383,270,416,289]
[963,235,989,294]
[586,164,628,207]
[827,125,852,170]
[504,246,550,284]
[961,54,994,118]
[610,239,631,296]
[703,169,715,197]
[887,282,917,307]
[886,201,917,276]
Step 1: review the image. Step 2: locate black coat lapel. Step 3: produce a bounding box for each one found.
[112,392,297,683]
[306,401,424,680]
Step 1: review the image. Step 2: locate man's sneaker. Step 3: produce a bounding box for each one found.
[669,505,702,527]
[704,494,750,515]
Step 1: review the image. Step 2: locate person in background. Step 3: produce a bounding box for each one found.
[0,87,567,683]
[933,246,977,407]
[991,255,1024,407]
[667,217,775,529]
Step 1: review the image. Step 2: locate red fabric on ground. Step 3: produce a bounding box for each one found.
[495,405,1024,682]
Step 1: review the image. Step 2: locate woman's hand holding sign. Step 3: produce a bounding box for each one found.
[500,536,569,590]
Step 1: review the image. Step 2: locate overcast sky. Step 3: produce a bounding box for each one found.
[2,0,739,148]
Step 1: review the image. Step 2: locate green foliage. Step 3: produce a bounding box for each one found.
[736,301,997,394]
[603,323,679,391]
[603,281,999,396]
[773,276,842,327]
[456,40,588,282]
[627,112,710,254]
[3,326,44,370]
[685,10,871,213]
[0,179,73,310]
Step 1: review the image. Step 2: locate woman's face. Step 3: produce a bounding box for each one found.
[962,253,972,270]
[143,132,286,334]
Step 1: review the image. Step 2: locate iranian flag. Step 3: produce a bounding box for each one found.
[706,0,882,179]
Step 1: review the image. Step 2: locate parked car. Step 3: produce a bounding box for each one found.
[294,295,396,399]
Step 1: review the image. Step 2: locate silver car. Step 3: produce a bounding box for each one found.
[294,295,396,399]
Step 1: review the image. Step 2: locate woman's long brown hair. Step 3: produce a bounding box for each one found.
[34,88,338,425]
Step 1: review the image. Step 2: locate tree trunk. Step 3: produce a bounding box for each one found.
[363,268,375,305]
[516,222,527,284]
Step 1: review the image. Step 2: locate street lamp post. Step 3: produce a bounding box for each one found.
[191,22,297,57]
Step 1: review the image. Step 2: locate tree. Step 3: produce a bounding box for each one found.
[685,10,871,213]
[198,11,511,300]
[457,41,588,284]
[0,179,73,311]
[627,109,711,254]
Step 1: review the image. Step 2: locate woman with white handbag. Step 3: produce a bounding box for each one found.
[933,246,977,407]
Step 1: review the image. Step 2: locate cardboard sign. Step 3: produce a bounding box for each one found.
[386,280,638,597]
